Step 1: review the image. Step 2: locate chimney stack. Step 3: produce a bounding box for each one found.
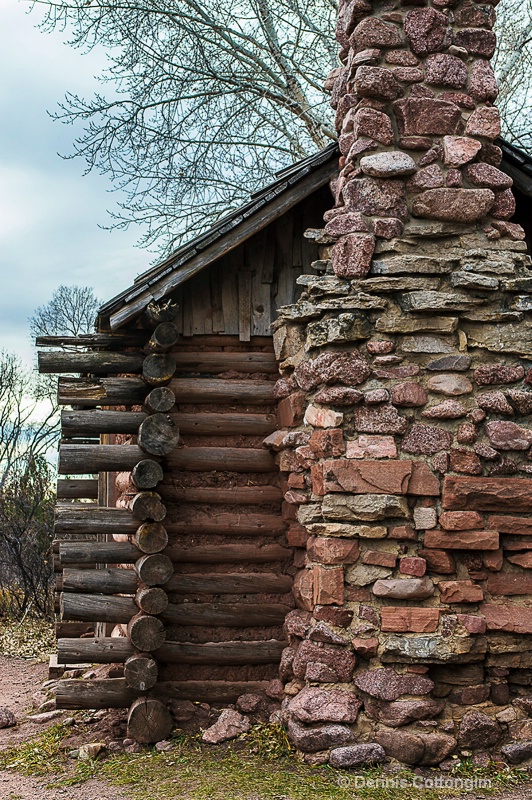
[270,0,532,768]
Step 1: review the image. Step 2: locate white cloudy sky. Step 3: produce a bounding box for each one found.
[0,0,148,365]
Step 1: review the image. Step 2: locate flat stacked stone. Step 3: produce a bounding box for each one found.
[267,0,532,770]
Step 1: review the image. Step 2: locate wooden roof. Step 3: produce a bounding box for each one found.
[98,138,532,332]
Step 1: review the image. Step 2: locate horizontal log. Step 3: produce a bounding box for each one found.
[167,447,275,473]
[61,410,147,437]
[56,678,138,709]
[153,681,272,704]
[55,506,138,536]
[61,410,276,437]
[39,351,144,375]
[172,352,277,374]
[173,412,276,436]
[58,637,134,664]
[159,485,282,505]
[60,541,141,565]
[124,654,158,692]
[166,573,293,594]
[57,479,99,499]
[55,621,95,638]
[166,543,292,563]
[61,592,137,623]
[58,377,147,407]
[60,540,291,565]
[36,332,148,348]
[63,567,137,595]
[161,602,290,627]
[166,514,286,537]
[55,678,271,709]
[58,637,286,665]
[59,445,154,475]
[170,378,275,405]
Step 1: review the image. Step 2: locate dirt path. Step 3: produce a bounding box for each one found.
[0,655,129,799]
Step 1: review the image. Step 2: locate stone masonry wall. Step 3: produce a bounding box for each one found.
[265,0,532,770]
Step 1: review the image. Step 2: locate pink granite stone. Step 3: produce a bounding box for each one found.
[443,136,482,168]
[351,17,404,49]
[402,424,452,455]
[425,53,467,88]
[404,8,450,56]
[372,217,404,239]
[465,107,501,139]
[412,188,495,222]
[469,60,498,102]
[331,233,376,278]
[490,188,516,220]
[343,177,408,219]
[393,98,461,136]
[464,163,513,191]
[346,435,398,459]
[454,28,496,58]
[407,164,444,191]
[355,66,402,100]
[324,212,369,236]
[352,109,395,145]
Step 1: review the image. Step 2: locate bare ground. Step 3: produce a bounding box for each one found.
[1,654,532,800]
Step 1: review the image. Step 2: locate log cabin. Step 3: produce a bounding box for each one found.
[39,135,532,745]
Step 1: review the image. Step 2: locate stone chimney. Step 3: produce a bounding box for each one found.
[269,0,532,769]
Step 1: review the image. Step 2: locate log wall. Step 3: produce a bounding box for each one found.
[42,189,330,741]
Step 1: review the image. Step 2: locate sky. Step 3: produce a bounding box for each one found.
[0,0,148,365]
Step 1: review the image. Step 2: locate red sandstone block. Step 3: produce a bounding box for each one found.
[388,525,417,540]
[423,529,499,550]
[457,614,487,634]
[503,537,532,551]
[508,553,532,569]
[352,637,379,658]
[286,523,308,548]
[418,548,455,574]
[439,511,484,531]
[487,573,532,596]
[381,607,440,633]
[310,464,325,496]
[487,515,532,536]
[277,449,302,473]
[288,473,306,489]
[362,550,397,568]
[313,565,345,605]
[443,476,532,512]
[277,392,306,427]
[400,557,427,576]
[483,549,503,571]
[320,458,440,496]
[308,537,359,566]
[408,461,441,496]
[439,580,484,603]
[480,604,532,634]
[308,429,345,458]
[322,459,412,494]
[293,569,314,611]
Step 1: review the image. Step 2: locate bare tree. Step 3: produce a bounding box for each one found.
[29,0,531,253]
[0,352,57,616]
[494,0,532,152]
[30,0,337,251]
[29,284,101,340]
